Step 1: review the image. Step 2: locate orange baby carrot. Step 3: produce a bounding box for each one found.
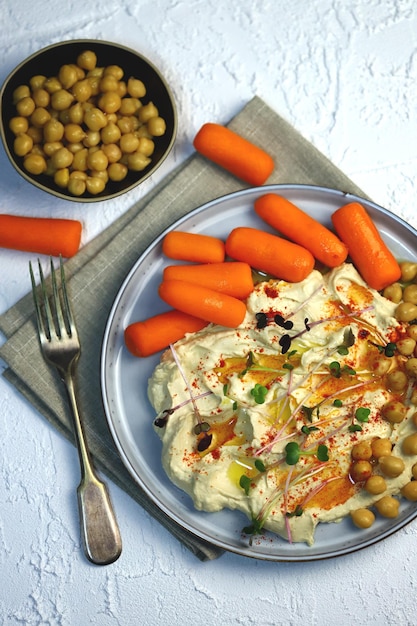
[162,231,225,263]
[193,123,274,186]
[254,193,348,268]
[158,279,247,328]
[0,214,82,257]
[163,262,254,299]
[331,202,401,291]
[124,309,208,357]
[225,226,315,283]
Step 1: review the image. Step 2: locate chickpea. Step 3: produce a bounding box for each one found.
[127,151,151,171]
[107,162,128,181]
[375,495,400,518]
[379,455,405,478]
[383,283,403,303]
[67,177,86,196]
[98,91,122,114]
[412,462,417,480]
[9,116,29,135]
[371,438,392,460]
[127,77,146,98]
[386,370,408,392]
[16,96,36,117]
[99,74,119,93]
[382,400,407,424]
[102,143,122,163]
[116,80,127,98]
[411,389,417,406]
[90,169,108,183]
[137,137,154,157]
[13,84,30,103]
[402,433,417,455]
[27,126,43,144]
[413,412,417,427]
[72,148,88,171]
[351,508,375,529]
[77,50,97,71]
[50,146,73,169]
[72,79,93,103]
[13,134,33,157]
[401,481,417,501]
[86,176,106,195]
[58,64,78,89]
[138,101,158,122]
[117,116,136,134]
[64,123,85,144]
[87,149,108,171]
[405,358,417,377]
[43,118,64,142]
[30,107,51,128]
[395,302,417,323]
[364,474,387,495]
[396,338,416,357]
[54,167,70,188]
[43,141,63,157]
[119,97,141,116]
[29,75,46,90]
[351,441,373,461]
[43,76,62,94]
[100,123,121,146]
[23,153,47,175]
[403,284,417,305]
[83,107,107,131]
[147,116,166,137]
[51,89,74,111]
[87,75,101,96]
[104,64,124,80]
[407,325,417,341]
[350,460,373,483]
[120,132,139,154]
[83,130,101,148]
[400,262,417,283]
[32,88,50,108]
[69,170,87,181]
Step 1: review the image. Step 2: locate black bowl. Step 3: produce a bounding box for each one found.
[0,40,177,202]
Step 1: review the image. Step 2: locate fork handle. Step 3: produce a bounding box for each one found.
[65,372,122,565]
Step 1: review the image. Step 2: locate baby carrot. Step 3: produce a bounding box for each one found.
[158,279,247,328]
[193,123,274,186]
[0,214,82,257]
[162,231,225,263]
[124,310,208,357]
[331,202,401,291]
[225,227,315,283]
[254,193,348,268]
[162,262,254,299]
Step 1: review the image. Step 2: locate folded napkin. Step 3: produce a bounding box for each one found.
[0,96,369,561]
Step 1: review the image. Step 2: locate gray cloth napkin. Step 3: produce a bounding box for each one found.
[0,96,369,561]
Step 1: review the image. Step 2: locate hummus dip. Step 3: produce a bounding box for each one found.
[148,264,417,545]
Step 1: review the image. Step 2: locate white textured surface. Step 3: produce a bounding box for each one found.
[1,1,417,624]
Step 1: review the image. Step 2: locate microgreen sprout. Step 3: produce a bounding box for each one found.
[285,441,329,465]
[333,399,343,407]
[285,504,304,518]
[250,383,268,404]
[348,406,370,432]
[369,340,397,357]
[239,474,252,495]
[301,425,319,435]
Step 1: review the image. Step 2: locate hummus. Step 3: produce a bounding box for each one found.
[148,264,417,545]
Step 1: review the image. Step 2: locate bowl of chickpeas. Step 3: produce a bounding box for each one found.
[0,40,177,201]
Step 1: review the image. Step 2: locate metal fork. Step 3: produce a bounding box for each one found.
[30,257,122,565]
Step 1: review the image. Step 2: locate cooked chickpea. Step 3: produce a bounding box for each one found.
[375,495,400,518]
[403,284,417,305]
[379,455,405,478]
[50,89,74,111]
[43,77,62,94]
[350,460,373,483]
[100,123,121,146]
[147,116,166,137]
[382,400,407,424]
[383,283,403,303]
[396,302,417,323]
[83,107,107,131]
[119,132,139,153]
[32,88,50,108]
[413,412,417,427]
[351,441,373,461]
[102,143,122,163]
[27,126,43,143]
[77,50,97,71]
[16,96,35,117]
[72,79,93,103]
[64,123,85,144]
[23,153,47,175]
[86,175,106,195]
[58,64,78,89]
[99,74,119,93]
[117,116,136,133]
[13,134,33,157]
[386,370,408,392]
[29,75,46,90]
[83,130,101,148]
[400,262,417,282]
[87,149,108,171]
[402,433,417,455]
[104,64,124,80]
[364,475,387,495]
[405,358,417,377]
[72,148,88,171]
[30,107,51,128]
[138,101,158,122]
[372,439,393,460]
[13,84,30,103]
[407,325,417,341]
[351,508,375,529]
[98,91,121,114]
[412,462,417,480]
[127,151,151,171]
[137,137,154,157]
[9,116,29,135]
[396,338,416,357]
[411,390,417,406]
[107,162,128,181]
[67,177,86,196]
[43,118,64,142]
[401,481,417,501]
[54,167,70,188]
[50,146,73,169]
[127,77,146,98]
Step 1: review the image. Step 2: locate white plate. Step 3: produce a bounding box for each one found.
[101,184,417,561]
